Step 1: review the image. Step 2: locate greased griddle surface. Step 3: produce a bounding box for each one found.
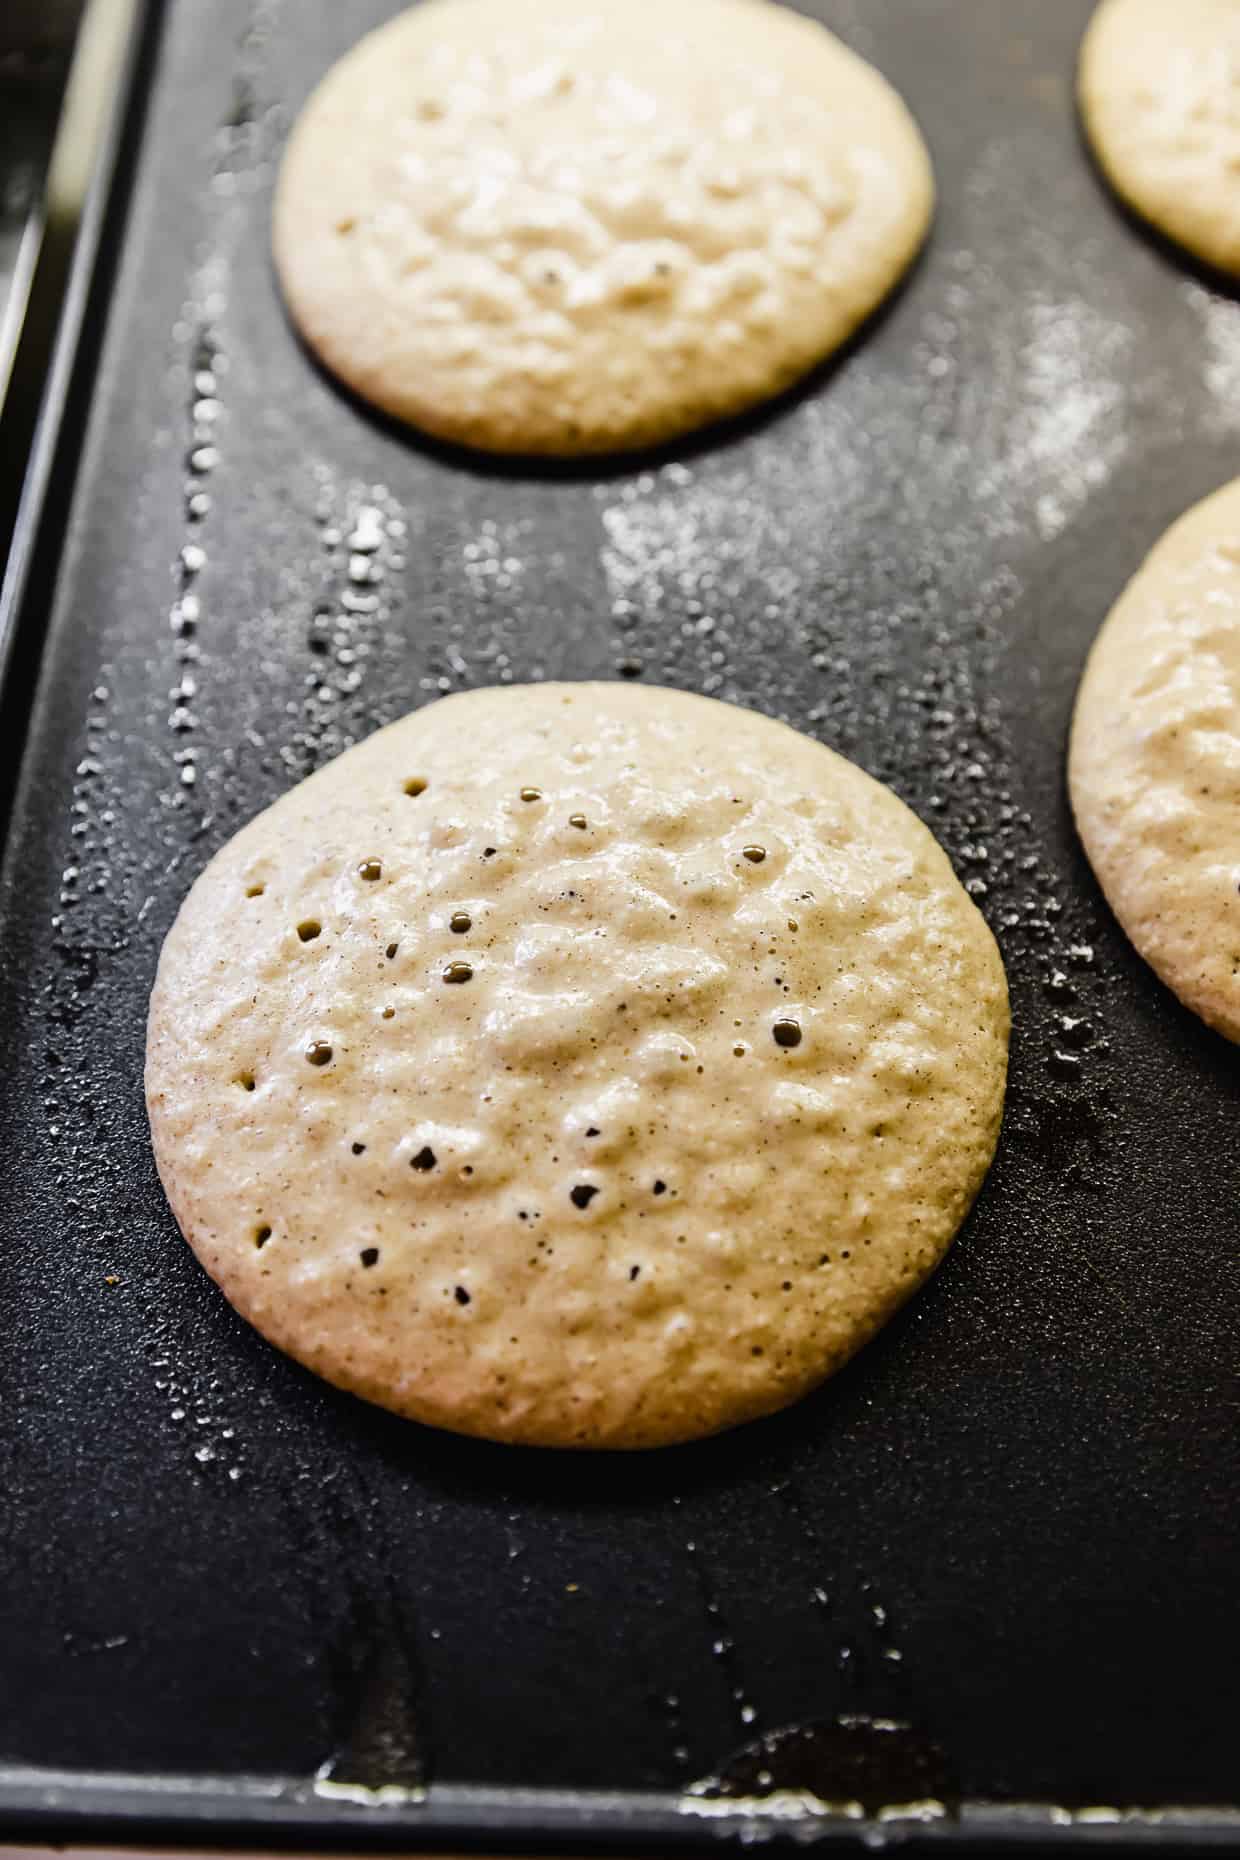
[0,0,1237,1834]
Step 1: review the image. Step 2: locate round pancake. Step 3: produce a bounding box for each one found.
[1070,480,1240,1044]
[272,0,933,455]
[1079,0,1240,275]
[146,684,1009,1449]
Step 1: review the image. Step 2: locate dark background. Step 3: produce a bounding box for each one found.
[0,0,1237,1837]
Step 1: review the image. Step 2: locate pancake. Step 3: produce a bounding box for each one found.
[1070,479,1240,1043]
[1080,0,1240,275]
[146,683,1009,1448]
[272,0,933,454]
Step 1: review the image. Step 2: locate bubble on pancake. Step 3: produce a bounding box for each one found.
[146,683,1008,1448]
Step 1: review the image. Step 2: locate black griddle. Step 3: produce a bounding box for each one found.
[1,0,1238,1851]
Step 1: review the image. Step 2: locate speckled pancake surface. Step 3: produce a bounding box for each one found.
[272,0,933,455]
[1070,481,1240,1044]
[1080,0,1240,275]
[146,685,1008,1448]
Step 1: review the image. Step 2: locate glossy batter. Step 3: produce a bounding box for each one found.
[146,685,1009,1447]
[272,0,933,453]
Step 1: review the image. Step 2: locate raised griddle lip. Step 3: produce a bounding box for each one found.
[0,0,164,805]
[4,1766,1240,1853]
[1,0,1237,1850]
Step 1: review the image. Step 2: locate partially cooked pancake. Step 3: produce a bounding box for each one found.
[146,684,1008,1447]
[273,0,933,453]
[1070,479,1240,1043]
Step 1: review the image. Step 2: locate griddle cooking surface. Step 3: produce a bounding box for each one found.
[0,0,1237,1845]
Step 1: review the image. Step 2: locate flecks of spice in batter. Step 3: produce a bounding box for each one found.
[593,411,1125,1377]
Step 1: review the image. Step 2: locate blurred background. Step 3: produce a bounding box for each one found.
[0,0,136,573]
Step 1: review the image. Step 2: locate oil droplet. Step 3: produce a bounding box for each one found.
[358,858,382,881]
[688,1716,955,1815]
[305,1039,333,1066]
[568,812,588,829]
[450,910,472,933]
[743,845,767,864]
[773,1019,802,1048]
[443,960,473,984]
[347,507,385,552]
[519,786,543,802]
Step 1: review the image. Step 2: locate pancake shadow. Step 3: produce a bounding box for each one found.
[1074,99,1240,304]
[324,1198,987,1515]
[1060,777,1240,1082]
[272,224,934,490]
[1045,468,1240,1078]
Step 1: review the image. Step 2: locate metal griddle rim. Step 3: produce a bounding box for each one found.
[0,0,164,802]
[3,1764,1240,1853]
[0,2,1237,1852]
